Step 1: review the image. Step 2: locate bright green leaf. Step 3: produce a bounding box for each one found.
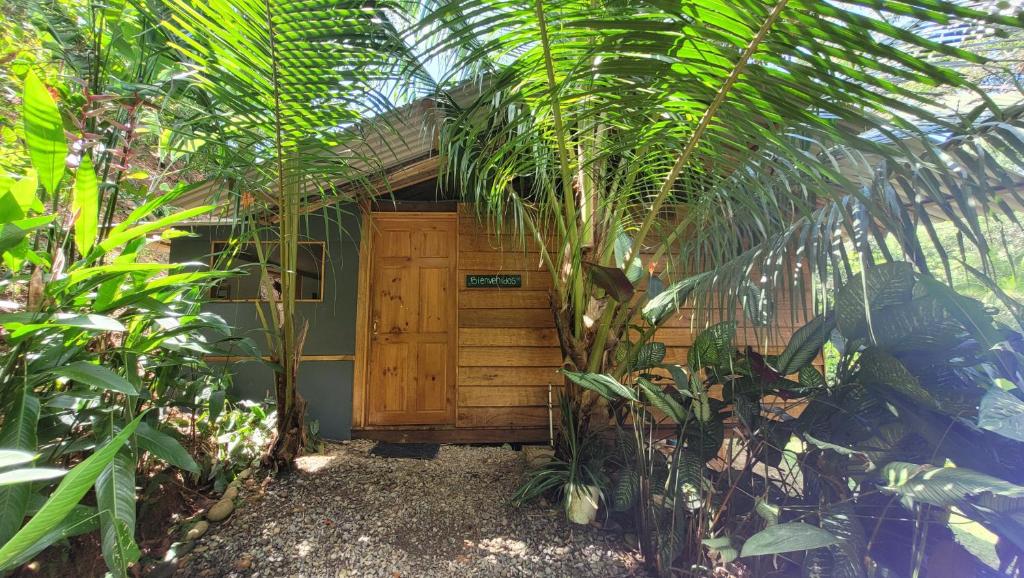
[72,154,99,255]
[22,71,66,195]
[0,468,66,486]
[0,413,144,570]
[136,422,199,474]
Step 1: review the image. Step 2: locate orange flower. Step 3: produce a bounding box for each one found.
[647,260,657,275]
[240,192,255,209]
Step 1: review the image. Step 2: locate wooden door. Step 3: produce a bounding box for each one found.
[367,213,457,426]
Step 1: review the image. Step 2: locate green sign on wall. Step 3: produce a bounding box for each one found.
[466,274,522,288]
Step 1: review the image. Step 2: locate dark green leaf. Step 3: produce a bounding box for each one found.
[688,321,736,371]
[136,422,199,474]
[632,342,666,370]
[50,362,137,396]
[776,314,834,375]
[978,389,1024,443]
[835,262,915,340]
[96,441,139,577]
[0,389,40,545]
[740,523,838,558]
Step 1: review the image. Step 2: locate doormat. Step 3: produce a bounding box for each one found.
[369,442,440,460]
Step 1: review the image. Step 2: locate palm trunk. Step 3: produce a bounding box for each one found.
[266,365,306,468]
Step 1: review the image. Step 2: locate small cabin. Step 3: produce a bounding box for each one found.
[169,98,809,443]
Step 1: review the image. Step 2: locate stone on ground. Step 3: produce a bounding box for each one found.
[176,440,647,577]
[206,498,235,522]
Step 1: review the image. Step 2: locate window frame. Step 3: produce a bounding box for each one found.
[208,239,327,303]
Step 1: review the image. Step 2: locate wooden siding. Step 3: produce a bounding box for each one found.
[452,205,814,433]
[356,206,816,438]
[457,206,560,429]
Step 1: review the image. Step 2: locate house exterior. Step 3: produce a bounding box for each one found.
[168,99,810,442]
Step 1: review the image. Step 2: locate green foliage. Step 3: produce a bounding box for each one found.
[20,70,66,195]
[512,395,608,516]
[0,41,267,574]
[740,523,838,558]
[569,261,1024,576]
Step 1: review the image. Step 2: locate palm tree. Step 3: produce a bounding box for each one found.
[413,0,1024,383]
[160,0,425,467]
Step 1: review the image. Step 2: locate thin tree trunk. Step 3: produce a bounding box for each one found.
[265,367,306,469]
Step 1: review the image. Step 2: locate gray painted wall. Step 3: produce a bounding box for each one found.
[168,206,362,440]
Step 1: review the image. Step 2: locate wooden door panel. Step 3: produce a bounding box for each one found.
[418,229,451,258]
[367,214,456,426]
[375,265,415,335]
[417,342,448,412]
[418,267,448,333]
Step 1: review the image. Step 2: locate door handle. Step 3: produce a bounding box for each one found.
[372,319,378,335]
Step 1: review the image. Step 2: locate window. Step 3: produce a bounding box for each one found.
[210,241,325,302]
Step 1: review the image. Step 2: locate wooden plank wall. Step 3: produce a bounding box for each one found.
[454,206,813,430]
[457,207,562,428]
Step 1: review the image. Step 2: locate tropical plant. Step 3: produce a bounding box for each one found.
[0,34,260,573]
[564,261,1024,576]
[159,0,427,468]
[414,0,1024,389]
[512,394,608,523]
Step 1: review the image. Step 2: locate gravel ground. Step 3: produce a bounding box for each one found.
[176,440,649,577]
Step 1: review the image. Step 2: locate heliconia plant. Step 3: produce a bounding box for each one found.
[0,64,253,576]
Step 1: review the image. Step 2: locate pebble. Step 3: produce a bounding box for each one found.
[174,440,647,577]
[235,556,252,570]
[185,520,209,541]
[207,498,235,522]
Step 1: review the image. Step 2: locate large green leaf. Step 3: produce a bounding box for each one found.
[613,229,643,283]
[740,522,838,558]
[978,389,1024,443]
[136,422,199,474]
[632,341,666,370]
[50,362,137,396]
[0,413,143,571]
[642,275,701,326]
[878,462,1024,512]
[776,314,833,375]
[688,321,736,371]
[72,154,99,255]
[0,505,97,571]
[99,205,214,252]
[95,438,139,577]
[0,451,36,470]
[21,71,66,195]
[8,172,43,214]
[637,377,688,424]
[855,348,935,409]
[0,468,65,486]
[0,193,24,225]
[834,262,915,340]
[0,389,40,546]
[563,370,638,401]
